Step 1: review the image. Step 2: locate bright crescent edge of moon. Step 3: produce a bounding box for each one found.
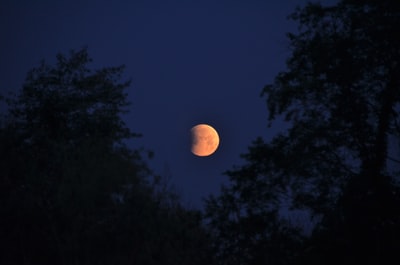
[191,124,219,157]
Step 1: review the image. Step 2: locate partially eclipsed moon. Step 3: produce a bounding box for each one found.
[191,124,219,156]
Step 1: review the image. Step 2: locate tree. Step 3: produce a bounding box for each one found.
[0,47,146,264]
[205,1,400,264]
[0,48,214,265]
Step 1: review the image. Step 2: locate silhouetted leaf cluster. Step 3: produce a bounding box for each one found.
[205,1,400,264]
[0,48,214,265]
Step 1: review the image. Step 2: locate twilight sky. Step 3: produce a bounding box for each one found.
[1,0,322,209]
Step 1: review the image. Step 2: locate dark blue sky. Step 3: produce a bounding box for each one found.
[1,0,317,209]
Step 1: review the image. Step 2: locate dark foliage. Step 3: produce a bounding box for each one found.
[0,48,214,265]
[205,1,400,264]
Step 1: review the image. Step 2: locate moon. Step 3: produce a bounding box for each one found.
[191,124,220,157]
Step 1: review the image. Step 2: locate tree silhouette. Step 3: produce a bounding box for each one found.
[205,1,400,264]
[0,48,214,265]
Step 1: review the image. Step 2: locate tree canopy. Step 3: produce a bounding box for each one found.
[0,48,214,265]
[205,1,400,264]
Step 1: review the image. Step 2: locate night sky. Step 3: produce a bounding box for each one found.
[1,0,320,209]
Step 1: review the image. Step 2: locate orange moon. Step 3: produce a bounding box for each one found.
[191,124,220,156]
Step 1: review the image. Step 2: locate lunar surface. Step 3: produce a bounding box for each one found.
[191,124,219,156]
